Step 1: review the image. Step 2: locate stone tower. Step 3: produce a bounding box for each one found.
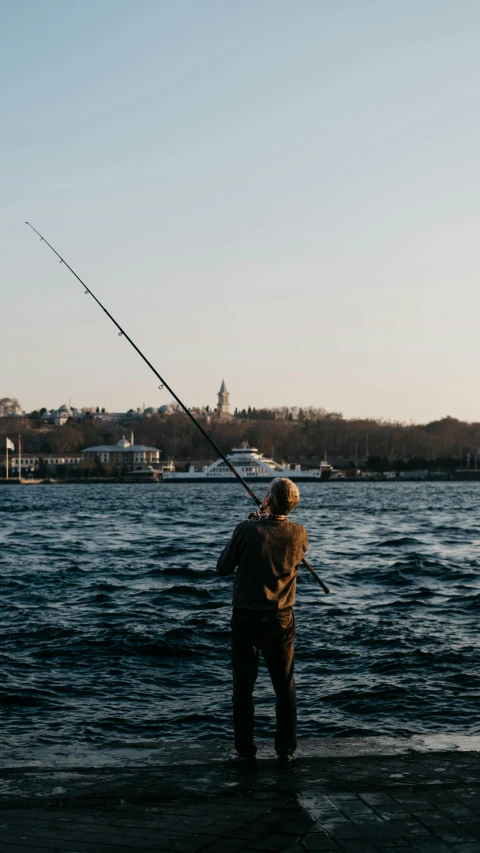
[217,379,230,415]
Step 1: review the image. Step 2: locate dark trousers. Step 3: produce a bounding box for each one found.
[231,607,297,756]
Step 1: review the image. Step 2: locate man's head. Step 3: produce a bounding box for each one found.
[264,478,300,516]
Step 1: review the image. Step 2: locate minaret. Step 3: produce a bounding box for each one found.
[217,379,230,415]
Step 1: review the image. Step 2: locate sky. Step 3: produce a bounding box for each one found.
[2,0,480,423]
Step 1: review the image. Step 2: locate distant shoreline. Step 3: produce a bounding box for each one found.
[1,477,480,485]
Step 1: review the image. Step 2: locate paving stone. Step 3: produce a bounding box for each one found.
[204,839,249,852]
[230,825,269,841]
[378,849,416,853]
[327,795,360,803]
[321,823,365,840]
[357,832,409,847]
[275,816,313,833]
[360,793,398,806]
[373,808,411,821]
[302,832,340,850]
[333,802,375,816]
[413,814,461,832]
[392,797,436,811]
[0,832,96,851]
[386,820,433,838]
[0,848,54,853]
[162,834,218,852]
[308,811,343,825]
[438,832,479,844]
[247,834,299,851]
[349,813,385,826]
[441,804,478,818]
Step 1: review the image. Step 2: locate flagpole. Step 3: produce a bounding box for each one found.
[5,438,8,481]
[18,434,21,483]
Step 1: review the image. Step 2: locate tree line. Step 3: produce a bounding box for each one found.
[1,410,480,470]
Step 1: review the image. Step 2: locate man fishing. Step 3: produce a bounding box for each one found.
[216,477,308,762]
[27,229,329,754]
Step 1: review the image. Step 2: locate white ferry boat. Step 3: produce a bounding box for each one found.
[163,443,331,483]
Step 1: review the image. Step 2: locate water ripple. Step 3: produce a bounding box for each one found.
[0,481,479,752]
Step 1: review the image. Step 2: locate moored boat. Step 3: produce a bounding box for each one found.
[163,442,331,483]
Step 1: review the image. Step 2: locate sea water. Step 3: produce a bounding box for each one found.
[1,482,479,761]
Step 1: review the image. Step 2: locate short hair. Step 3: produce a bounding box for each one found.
[269,478,300,515]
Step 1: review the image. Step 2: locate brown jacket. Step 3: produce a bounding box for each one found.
[216,517,308,611]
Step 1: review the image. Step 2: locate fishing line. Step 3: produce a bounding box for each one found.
[26,222,330,594]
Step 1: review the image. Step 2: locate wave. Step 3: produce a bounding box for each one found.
[376,536,423,547]
[147,566,215,578]
[159,584,213,599]
[0,690,57,707]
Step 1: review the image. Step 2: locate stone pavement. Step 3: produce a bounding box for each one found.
[0,739,479,852]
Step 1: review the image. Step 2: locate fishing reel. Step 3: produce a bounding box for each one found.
[248,507,268,521]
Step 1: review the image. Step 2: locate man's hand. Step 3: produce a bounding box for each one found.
[248,490,270,521]
[248,509,269,521]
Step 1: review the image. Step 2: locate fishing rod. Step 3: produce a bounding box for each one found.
[26,222,330,594]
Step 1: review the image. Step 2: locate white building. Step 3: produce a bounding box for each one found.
[42,404,84,425]
[81,437,160,467]
[43,454,83,468]
[92,409,142,422]
[8,454,83,473]
[8,455,39,473]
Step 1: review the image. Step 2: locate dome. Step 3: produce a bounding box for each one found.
[144,407,156,414]
[42,411,52,419]
[116,437,131,448]
[158,404,174,414]
[58,404,71,413]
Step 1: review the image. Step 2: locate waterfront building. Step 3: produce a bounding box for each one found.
[42,454,83,469]
[6,454,83,474]
[81,436,160,467]
[8,455,39,473]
